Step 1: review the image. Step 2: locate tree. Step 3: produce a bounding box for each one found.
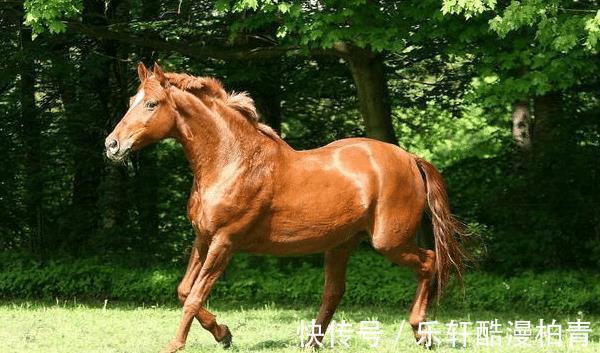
[442,0,600,151]
[19,7,45,257]
[8,0,599,270]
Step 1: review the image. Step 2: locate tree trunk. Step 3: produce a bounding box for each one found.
[247,58,283,133]
[60,0,114,254]
[132,0,161,255]
[511,99,532,151]
[341,45,397,144]
[254,91,282,133]
[19,23,44,258]
[533,91,565,153]
[134,147,160,252]
[99,0,134,250]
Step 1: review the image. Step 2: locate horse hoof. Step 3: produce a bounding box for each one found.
[306,343,320,350]
[414,335,435,350]
[219,324,232,348]
[306,339,324,350]
[160,340,185,353]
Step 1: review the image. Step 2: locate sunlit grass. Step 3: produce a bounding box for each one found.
[0,301,598,353]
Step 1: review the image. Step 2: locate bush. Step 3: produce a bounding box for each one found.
[0,251,598,313]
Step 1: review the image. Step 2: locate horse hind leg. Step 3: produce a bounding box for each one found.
[373,238,436,343]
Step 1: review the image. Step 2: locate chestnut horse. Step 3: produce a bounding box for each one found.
[105,63,469,353]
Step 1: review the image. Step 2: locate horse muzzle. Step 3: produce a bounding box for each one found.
[105,137,132,162]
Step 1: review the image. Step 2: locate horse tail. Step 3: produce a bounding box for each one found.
[415,157,470,301]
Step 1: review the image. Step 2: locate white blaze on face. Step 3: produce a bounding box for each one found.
[127,89,145,114]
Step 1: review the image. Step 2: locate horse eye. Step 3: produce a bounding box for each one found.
[145,100,158,110]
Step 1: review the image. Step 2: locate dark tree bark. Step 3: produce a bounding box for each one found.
[61,0,114,254]
[254,91,282,133]
[533,91,566,152]
[132,0,161,252]
[134,147,160,250]
[99,0,135,248]
[340,45,397,144]
[244,58,283,133]
[19,23,44,258]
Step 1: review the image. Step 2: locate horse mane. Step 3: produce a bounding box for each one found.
[225,91,258,124]
[164,72,227,101]
[164,72,281,141]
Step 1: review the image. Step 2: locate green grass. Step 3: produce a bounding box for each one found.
[1,302,598,353]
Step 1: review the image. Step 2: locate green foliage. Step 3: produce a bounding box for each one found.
[584,10,600,50]
[5,0,600,281]
[445,123,600,272]
[487,1,600,53]
[393,102,507,168]
[1,251,598,313]
[441,0,497,19]
[443,0,600,53]
[24,0,82,33]
[216,0,414,52]
[442,0,600,102]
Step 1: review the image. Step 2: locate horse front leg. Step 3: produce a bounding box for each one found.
[177,237,206,304]
[176,237,231,346]
[161,236,233,353]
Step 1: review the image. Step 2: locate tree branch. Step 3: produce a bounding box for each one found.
[65,21,335,61]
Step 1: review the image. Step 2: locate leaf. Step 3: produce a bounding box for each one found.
[278,2,291,14]
[24,13,37,24]
[584,10,600,51]
[48,20,66,34]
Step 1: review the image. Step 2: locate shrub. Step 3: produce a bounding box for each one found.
[0,251,597,313]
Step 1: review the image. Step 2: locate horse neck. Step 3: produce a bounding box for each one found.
[171,90,266,179]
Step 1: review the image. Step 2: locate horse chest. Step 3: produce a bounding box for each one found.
[188,195,226,236]
[187,163,253,235]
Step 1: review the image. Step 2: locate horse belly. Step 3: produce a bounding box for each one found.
[242,220,365,255]
[241,171,373,255]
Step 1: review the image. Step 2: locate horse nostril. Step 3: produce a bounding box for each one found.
[106,139,119,153]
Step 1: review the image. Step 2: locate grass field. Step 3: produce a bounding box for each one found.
[1,302,598,353]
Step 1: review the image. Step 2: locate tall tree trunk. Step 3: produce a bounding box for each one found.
[340,45,397,144]
[533,91,566,153]
[511,99,532,151]
[254,91,282,133]
[19,23,44,258]
[62,0,113,254]
[134,148,160,253]
[132,0,161,255]
[100,0,133,250]
[246,58,283,133]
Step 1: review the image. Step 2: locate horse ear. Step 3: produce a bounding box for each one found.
[137,62,150,82]
[153,62,169,87]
